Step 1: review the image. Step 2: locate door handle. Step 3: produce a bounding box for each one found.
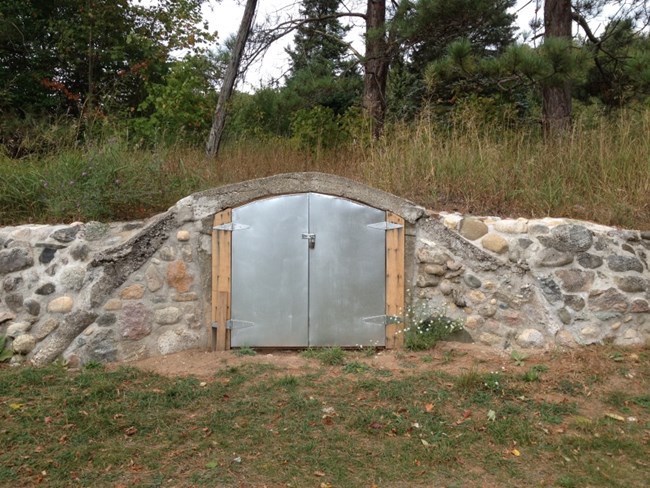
[301,233,316,249]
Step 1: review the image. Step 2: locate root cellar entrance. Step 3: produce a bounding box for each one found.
[211,193,405,350]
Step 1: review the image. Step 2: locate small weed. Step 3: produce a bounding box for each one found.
[608,351,625,362]
[522,369,540,382]
[343,361,370,374]
[631,395,650,411]
[455,367,483,392]
[539,401,578,424]
[442,350,454,364]
[531,364,549,373]
[234,346,257,357]
[421,355,433,363]
[301,347,345,366]
[83,360,104,370]
[0,335,13,362]
[510,350,528,366]
[557,379,582,395]
[276,375,298,388]
[605,390,630,411]
[556,475,577,488]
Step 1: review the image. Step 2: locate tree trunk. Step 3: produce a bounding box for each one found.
[363,0,388,138]
[206,0,258,158]
[543,0,573,137]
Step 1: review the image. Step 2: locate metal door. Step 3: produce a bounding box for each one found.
[229,193,386,347]
[308,194,386,346]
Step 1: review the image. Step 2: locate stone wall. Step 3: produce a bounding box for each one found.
[0,173,648,366]
[414,213,649,348]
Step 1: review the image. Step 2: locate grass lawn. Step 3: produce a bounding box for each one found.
[1,345,648,487]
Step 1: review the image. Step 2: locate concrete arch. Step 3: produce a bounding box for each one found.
[172,172,426,230]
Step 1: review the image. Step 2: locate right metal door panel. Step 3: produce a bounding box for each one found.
[308,194,386,347]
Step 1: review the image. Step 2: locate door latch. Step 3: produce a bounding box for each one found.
[301,233,316,249]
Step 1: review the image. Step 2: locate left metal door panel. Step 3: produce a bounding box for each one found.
[230,194,309,347]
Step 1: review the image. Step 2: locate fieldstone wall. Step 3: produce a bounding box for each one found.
[0,173,648,366]
[414,213,650,349]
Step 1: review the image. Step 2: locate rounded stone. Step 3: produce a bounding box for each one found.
[580,325,600,339]
[120,303,152,341]
[615,276,648,293]
[417,274,440,287]
[119,284,145,300]
[33,318,59,341]
[577,252,603,269]
[439,280,453,296]
[47,296,73,313]
[424,264,446,276]
[564,294,586,311]
[103,298,122,311]
[630,299,649,313]
[12,334,36,354]
[96,313,117,327]
[536,248,574,267]
[557,307,572,325]
[177,230,191,242]
[159,246,177,261]
[5,293,24,312]
[555,269,595,292]
[516,329,545,348]
[481,234,509,254]
[588,288,628,313]
[60,266,86,291]
[463,274,482,289]
[458,218,488,241]
[39,247,58,264]
[555,330,576,347]
[548,225,593,253]
[607,255,643,273]
[50,225,80,243]
[0,247,34,274]
[158,329,200,355]
[478,304,497,318]
[145,265,164,292]
[467,290,486,303]
[167,260,193,293]
[6,321,31,338]
[493,219,528,234]
[35,283,56,295]
[82,221,109,241]
[24,298,41,316]
[154,306,182,325]
[3,276,23,292]
[465,315,484,329]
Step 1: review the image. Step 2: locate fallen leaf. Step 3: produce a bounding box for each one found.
[113,414,124,420]
[605,413,625,422]
[425,403,434,413]
[511,448,521,457]
[58,435,67,445]
[320,483,332,488]
[369,421,384,430]
[322,415,334,426]
[44,416,53,424]
[124,426,137,436]
[9,403,23,410]
[313,470,326,477]
[487,410,496,422]
[421,439,430,446]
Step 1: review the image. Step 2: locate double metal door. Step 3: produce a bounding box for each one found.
[229,193,386,347]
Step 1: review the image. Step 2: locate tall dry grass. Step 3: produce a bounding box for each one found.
[1,108,649,229]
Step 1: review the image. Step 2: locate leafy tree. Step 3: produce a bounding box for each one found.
[0,0,214,119]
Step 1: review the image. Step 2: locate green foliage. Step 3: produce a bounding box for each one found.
[133,55,219,145]
[234,346,257,357]
[404,304,464,351]
[301,347,345,366]
[0,335,13,362]
[510,350,528,366]
[0,0,214,153]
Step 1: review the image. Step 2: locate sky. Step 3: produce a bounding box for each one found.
[201,0,620,90]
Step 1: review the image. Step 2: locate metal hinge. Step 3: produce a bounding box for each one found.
[226,319,256,330]
[367,221,403,231]
[362,315,403,326]
[213,223,250,231]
